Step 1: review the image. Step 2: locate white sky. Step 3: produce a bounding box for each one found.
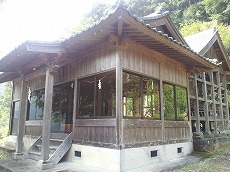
[0,0,117,57]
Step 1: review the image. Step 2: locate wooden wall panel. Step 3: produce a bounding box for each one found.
[73,119,117,147]
[76,46,116,78]
[25,125,42,136]
[73,126,117,145]
[121,40,187,87]
[123,119,163,145]
[122,119,191,147]
[164,121,190,141]
[28,64,74,91]
[54,64,75,84]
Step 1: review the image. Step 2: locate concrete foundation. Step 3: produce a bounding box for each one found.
[67,141,193,171]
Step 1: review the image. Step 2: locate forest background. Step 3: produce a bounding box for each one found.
[0,0,230,137]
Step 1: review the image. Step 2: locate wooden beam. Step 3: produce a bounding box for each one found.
[117,15,123,37]
[25,68,46,81]
[15,77,28,155]
[26,42,65,54]
[41,67,54,161]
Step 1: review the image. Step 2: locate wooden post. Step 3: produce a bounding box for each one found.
[210,72,217,131]
[116,48,123,146]
[159,62,165,141]
[15,76,28,156]
[203,72,210,132]
[116,48,124,171]
[41,67,54,162]
[72,64,78,135]
[194,73,200,132]
[216,72,224,130]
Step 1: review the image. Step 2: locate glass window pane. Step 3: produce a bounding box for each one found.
[163,83,175,121]
[143,78,160,119]
[176,86,188,121]
[28,89,45,120]
[51,82,74,133]
[79,76,95,117]
[96,71,116,116]
[123,72,141,117]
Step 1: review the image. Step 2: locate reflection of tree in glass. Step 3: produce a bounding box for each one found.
[163,84,175,120]
[176,86,188,121]
[123,73,141,117]
[143,78,160,119]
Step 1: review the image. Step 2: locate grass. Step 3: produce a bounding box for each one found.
[173,145,230,172]
[0,150,12,172]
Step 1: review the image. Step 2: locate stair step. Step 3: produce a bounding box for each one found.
[35,144,59,150]
[29,151,41,161]
[25,132,73,165]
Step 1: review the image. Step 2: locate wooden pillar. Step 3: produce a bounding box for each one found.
[41,67,54,162]
[15,76,28,156]
[159,62,165,141]
[210,72,217,131]
[72,64,78,135]
[203,72,210,132]
[194,73,200,132]
[217,72,224,130]
[116,48,123,147]
[116,48,124,171]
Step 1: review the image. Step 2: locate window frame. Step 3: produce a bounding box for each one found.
[77,70,116,119]
[163,82,189,121]
[123,71,161,120]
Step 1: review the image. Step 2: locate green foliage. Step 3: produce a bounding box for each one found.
[0,82,12,138]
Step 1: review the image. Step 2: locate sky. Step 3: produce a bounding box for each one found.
[0,0,117,57]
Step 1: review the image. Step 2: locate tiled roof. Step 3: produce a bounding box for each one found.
[184,28,217,54]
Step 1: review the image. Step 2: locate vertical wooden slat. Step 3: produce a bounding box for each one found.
[203,72,210,132]
[223,75,229,124]
[15,77,28,155]
[194,73,200,132]
[210,72,217,131]
[186,73,192,139]
[217,71,224,130]
[159,62,165,141]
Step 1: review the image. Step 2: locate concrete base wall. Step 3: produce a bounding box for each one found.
[67,142,193,171]
[67,144,121,172]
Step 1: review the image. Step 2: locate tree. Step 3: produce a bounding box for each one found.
[0,82,12,138]
[203,0,230,25]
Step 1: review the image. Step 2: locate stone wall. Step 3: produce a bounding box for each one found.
[193,131,230,152]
